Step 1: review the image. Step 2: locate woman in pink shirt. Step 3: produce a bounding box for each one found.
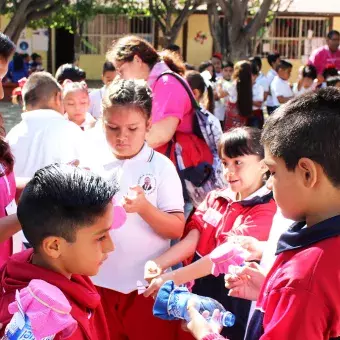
[107,35,193,149]
[308,30,340,81]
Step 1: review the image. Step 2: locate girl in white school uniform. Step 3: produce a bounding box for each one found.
[90,79,186,340]
[63,80,96,131]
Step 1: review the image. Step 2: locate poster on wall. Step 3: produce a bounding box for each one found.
[32,29,48,51]
[17,39,32,55]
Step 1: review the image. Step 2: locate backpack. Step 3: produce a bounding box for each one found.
[155,71,226,207]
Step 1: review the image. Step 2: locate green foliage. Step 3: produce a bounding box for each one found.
[29,0,149,32]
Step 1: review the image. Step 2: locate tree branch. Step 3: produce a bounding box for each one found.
[245,0,273,36]
[148,0,166,33]
[26,2,65,22]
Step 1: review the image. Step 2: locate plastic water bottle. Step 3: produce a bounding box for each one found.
[153,280,235,328]
[183,295,235,328]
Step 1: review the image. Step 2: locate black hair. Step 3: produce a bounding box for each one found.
[323,66,338,80]
[218,127,264,159]
[249,56,262,70]
[185,63,196,71]
[198,60,216,82]
[55,64,86,84]
[0,33,15,61]
[103,61,115,74]
[262,88,340,186]
[250,62,260,76]
[186,70,214,113]
[22,71,62,108]
[277,59,293,71]
[326,76,340,87]
[31,53,40,61]
[327,30,340,40]
[13,53,24,72]
[17,164,119,249]
[198,61,213,73]
[223,61,234,69]
[22,53,29,59]
[302,65,317,80]
[233,61,253,117]
[267,53,280,67]
[103,79,153,119]
[166,44,180,53]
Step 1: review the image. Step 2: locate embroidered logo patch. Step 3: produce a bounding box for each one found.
[138,174,156,194]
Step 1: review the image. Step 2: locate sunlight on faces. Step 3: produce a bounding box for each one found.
[221,152,268,200]
[102,70,117,86]
[103,106,151,160]
[302,77,314,89]
[278,68,292,81]
[114,56,146,80]
[41,203,115,277]
[264,147,310,222]
[64,89,89,126]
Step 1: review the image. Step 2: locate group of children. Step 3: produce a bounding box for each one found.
[194,50,340,133]
[0,30,339,340]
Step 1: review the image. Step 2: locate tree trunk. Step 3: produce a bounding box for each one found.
[229,35,249,61]
[207,1,222,54]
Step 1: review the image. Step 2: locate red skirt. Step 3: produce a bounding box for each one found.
[224,102,247,132]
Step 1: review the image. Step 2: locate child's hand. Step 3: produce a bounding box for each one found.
[186,299,223,339]
[228,236,264,261]
[143,273,169,298]
[122,186,148,214]
[144,260,162,283]
[225,262,266,301]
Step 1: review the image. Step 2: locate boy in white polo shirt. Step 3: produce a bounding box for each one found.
[89,79,185,340]
[7,72,85,177]
[270,60,294,111]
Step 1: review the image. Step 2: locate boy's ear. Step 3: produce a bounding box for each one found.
[297,157,317,188]
[41,236,63,259]
[146,118,152,132]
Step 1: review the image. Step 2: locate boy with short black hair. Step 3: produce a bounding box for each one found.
[246,87,340,339]
[7,72,86,177]
[0,164,126,339]
[270,60,293,111]
[89,61,116,119]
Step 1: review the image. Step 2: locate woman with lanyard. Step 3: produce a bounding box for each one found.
[0,33,22,265]
[107,35,194,217]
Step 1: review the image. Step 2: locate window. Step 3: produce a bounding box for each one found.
[255,16,330,60]
[81,14,154,55]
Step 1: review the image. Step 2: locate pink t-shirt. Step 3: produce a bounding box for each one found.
[148,61,193,134]
[0,171,16,267]
[308,45,340,75]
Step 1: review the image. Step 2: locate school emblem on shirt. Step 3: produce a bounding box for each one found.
[138,174,156,194]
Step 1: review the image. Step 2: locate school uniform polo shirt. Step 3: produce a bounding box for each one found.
[270,76,293,107]
[91,142,184,294]
[7,109,86,177]
[89,87,105,119]
[266,69,278,107]
[247,216,340,340]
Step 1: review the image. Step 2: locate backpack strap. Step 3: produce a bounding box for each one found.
[155,70,200,110]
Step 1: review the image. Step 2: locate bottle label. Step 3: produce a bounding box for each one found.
[3,290,55,340]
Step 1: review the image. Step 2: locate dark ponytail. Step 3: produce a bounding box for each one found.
[233,61,253,117]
